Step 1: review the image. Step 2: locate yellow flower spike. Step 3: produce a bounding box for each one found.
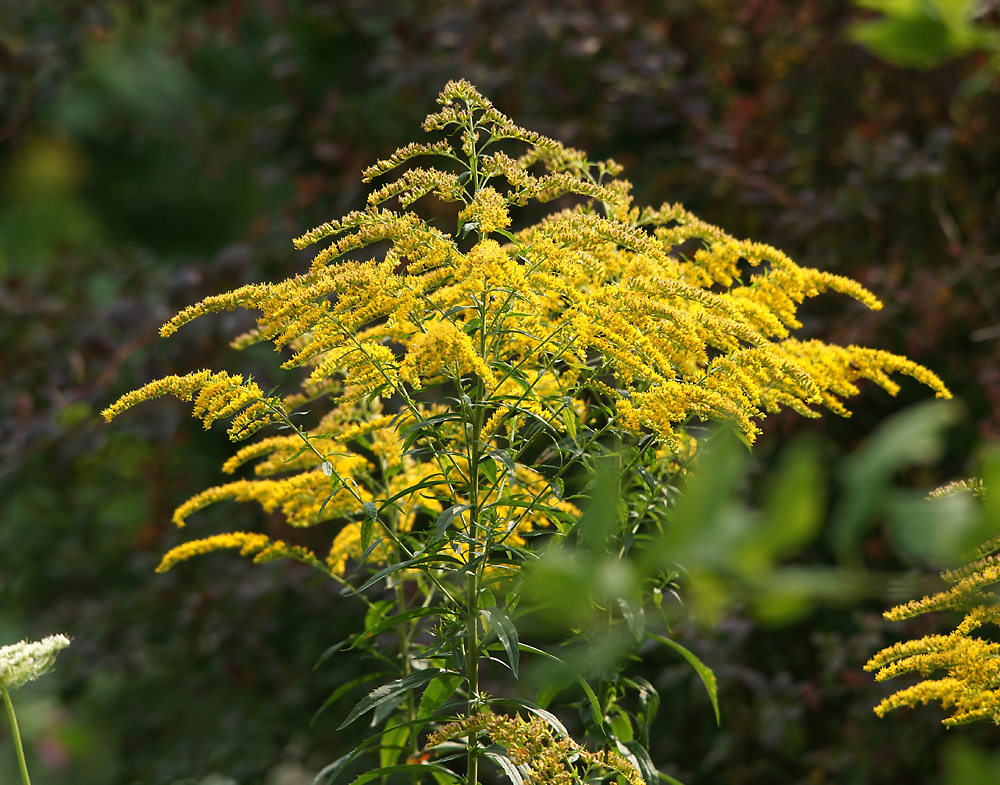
[458,187,512,235]
[400,319,498,392]
[101,371,213,422]
[428,711,642,785]
[156,532,272,573]
[867,481,1000,726]
[98,83,966,778]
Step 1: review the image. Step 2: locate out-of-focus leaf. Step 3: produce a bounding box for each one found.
[651,634,719,725]
[830,400,961,561]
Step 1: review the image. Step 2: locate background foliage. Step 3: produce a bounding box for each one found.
[1,1,998,783]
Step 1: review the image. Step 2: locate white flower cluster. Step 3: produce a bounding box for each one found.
[0,634,70,691]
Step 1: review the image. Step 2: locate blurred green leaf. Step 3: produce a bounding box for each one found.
[945,739,1000,784]
[851,0,1000,67]
[830,399,961,562]
[651,634,719,725]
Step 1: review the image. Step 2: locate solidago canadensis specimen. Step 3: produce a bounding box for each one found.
[103,80,949,783]
[866,481,1000,727]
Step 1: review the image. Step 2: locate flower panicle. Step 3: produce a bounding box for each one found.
[160,281,273,337]
[156,532,320,573]
[930,478,987,501]
[0,635,71,691]
[102,370,286,442]
[366,167,465,209]
[172,461,370,528]
[362,140,455,182]
[427,710,642,785]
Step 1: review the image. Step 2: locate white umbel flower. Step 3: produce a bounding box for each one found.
[0,634,71,691]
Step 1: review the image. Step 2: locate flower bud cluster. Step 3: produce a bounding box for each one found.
[0,634,70,691]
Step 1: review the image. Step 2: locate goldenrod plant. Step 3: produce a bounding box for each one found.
[866,463,1000,727]
[103,80,950,783]
[1,634,70,785]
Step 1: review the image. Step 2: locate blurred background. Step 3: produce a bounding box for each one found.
[1,1,998,783]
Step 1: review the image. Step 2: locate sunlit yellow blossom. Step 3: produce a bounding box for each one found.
[867,480,1000,726]
[400,319,498,391]
[458,187,512,235]
[156,532,319,573]
[157,532,271,572]
[172,468,371,528]
[105,82,950,672]
[428,711,642,785]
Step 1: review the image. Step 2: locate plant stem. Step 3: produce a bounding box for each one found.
[2,684,31,785]
[465,378,484,785]
[463,276,491,785]
[465,565,479,785]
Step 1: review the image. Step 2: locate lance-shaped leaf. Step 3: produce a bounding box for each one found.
[434,503,472,542]
[480,607,519,678]
[651,634,719,725]
[338,669,444,730]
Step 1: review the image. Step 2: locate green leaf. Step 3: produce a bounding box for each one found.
[417,673,465,718]
[851,15,954,68]
[754,437,823,564]
[357,535,387,568]
[488,449,517,478]
[313,638,349,670]
[477,587,497,608]
[481,457,498,486]
[317,480,343,521]
[944,738,1000,785]
[360,515,374,551]
[621,739,659,785]
[562,407,577,442]
[338,669,443,730]
[350,552,462,595]
[609,711,633,743]
[351,606,450,649]
[400,413,463,452]
[312,671,385,726]
[623,676,659,748]
[830,400,960,562]
[617,597,645,640]
[651,634,719,725]
[348,763,462,785]
[381,473,447,505]
[484,748,524,785]
[636,464,655,492]
[379,722,411,770]
[434,503,472,542]
[576,675,604,730]
[480,607,520,677]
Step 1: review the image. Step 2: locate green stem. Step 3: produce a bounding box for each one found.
[2,684,31,785]
[465,381,485,785]
[463,273,492,785]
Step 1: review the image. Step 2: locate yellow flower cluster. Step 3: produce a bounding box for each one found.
[101,371,285,440]
[103,78,950,589]
[428,711,642,785]
[156,532,320,573]
[399,319,498,391]
[457,186,511,235]
[171,464,371,529]
[866,484,1000,726]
